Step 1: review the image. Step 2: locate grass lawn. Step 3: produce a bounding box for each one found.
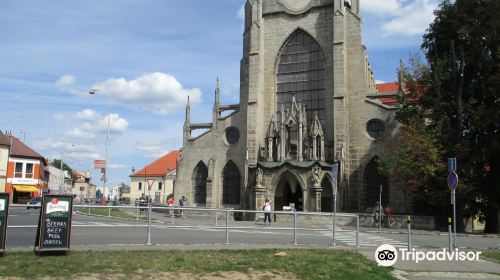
[79,207,146,220]
[483,250,500,263]
[0,249,394,279]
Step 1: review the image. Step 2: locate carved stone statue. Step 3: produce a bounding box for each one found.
[256,168,263,187]
[311,166,321,187]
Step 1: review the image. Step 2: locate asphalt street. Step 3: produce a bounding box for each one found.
[6,207,500,250]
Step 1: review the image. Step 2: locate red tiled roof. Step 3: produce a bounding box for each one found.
[376,82,399,93]
[130,150,181,177]
[5,134,45,160]
[0,131,10,146]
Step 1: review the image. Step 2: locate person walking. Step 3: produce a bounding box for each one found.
[263,198,272,226]
[178,196,186,218]
[167,196,175,217]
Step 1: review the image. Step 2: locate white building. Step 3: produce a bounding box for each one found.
[47,165,72,194]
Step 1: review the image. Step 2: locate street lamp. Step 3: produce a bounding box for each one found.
[89,89,111,205]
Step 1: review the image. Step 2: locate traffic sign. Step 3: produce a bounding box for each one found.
[447,172,458,191]
[448,158,457,172]
[147,178,155,191]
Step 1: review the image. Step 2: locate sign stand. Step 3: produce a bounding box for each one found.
[35,194,73,255]
[447,168,458,249]
[0,193,10,256]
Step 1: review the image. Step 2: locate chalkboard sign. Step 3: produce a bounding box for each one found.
[35,195,73,254]
[0,193,9,256]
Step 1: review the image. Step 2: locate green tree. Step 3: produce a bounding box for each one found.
[421,0,500,232]
[50,159,73,175]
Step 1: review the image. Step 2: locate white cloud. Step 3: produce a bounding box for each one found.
[70,109,129,135]
[375,80,387,84]
[237,4,245,20]
[66,128,96,139]
[75,109,100,121]
[136,143,168,158]
[362,0,401,16]
[381,0,437,36]
[91,72,202,115]
[55,75,84,95]
[97,114,129,133]
[362,0,438,37]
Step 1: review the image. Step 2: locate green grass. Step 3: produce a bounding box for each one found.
[82,207,144,219]
[483,251,500,263]
[0,249,394,279]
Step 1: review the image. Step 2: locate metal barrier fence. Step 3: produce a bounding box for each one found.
[8,203,360,247]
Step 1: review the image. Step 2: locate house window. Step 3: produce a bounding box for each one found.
[14,162,23,178]
[158,182,162,190]
[138,182,142,190]
[25,163,34,178]
[80,186,85,192]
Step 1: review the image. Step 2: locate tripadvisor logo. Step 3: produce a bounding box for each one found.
[375,244,482,266]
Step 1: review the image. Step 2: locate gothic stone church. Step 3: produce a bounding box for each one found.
[175,0,411,214]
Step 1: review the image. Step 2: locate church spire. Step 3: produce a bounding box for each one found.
[183,95,191,148]
[215,78,220,105]
[185,95,191,126]
[213,78,220,128]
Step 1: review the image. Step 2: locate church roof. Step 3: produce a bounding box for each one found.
[130,150,181,177]
[376,82,400,105]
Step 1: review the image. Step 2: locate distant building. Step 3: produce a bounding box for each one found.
[47,165,73,195]
[72,170,95,202]
[0,131,11,193]
[130,150,180,204]
[4,132,48,203]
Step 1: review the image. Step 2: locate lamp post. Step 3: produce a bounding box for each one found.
[89,89,111,205]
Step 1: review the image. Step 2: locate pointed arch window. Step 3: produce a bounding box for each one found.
[222,161,241,204]
[193,161,208,204]
[276,30,326,127]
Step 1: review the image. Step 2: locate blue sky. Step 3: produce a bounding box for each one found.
[0,0,440,190]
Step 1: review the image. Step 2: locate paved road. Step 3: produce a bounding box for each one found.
[6,207,500,250]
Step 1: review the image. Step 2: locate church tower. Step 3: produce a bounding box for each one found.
[175,0,407,214]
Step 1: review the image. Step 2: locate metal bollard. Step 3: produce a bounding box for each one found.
[136,208,139,220]
[171,210,174,224]
[88,206,91,215]
[147,203,152,245]
[225,210,229,245]
[293,211,298,245]
[215,210,218,226]
[407,216,412,251]
[356,215,360,247]
[448,217,453,251]
[108,207,111,217]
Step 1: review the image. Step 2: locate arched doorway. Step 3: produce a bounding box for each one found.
[365,157,389,209]
[192,161,208,205]
[320,177,333,212]
[274,171,304,211]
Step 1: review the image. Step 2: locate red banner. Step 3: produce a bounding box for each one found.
[94,160,106,169]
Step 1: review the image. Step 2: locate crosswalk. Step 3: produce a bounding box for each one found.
[324,230,411,248]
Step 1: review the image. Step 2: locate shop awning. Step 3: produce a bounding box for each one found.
[13,185,39,192]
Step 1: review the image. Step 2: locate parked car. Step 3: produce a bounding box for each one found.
[27,197,42,209]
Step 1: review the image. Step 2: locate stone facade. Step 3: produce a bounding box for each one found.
[175,0,409,214]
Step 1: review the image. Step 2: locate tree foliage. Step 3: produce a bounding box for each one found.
[382,0,499,230]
